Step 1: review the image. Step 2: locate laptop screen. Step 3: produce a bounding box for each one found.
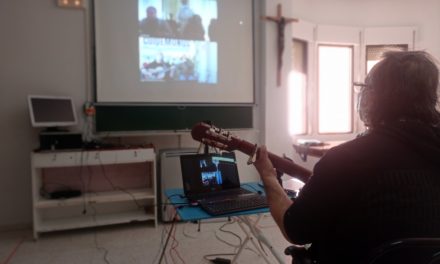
[180,152,240,196]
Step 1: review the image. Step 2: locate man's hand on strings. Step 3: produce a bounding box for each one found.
[254,145,277,182]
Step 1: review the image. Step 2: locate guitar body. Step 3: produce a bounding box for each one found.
[191,122,312,183]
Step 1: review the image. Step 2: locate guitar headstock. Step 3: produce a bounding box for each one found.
[191,122,239,151]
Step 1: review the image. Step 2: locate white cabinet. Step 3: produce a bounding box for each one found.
[31,148,156,239]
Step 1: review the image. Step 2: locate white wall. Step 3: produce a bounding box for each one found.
[293,0,440,59]
[262,0,296,159]
[0,0,88,228]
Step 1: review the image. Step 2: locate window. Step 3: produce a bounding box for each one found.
[289,39,308,135]
[366,44,408,73]
[318,45,353,134]
[289,23,415,139]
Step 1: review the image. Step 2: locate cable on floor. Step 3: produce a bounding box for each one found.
[169,222,186,264]
[1,236,25,264]
[157,211,179,264]
[182,222,199,239]
[152,224,170,264]
[90,204,111,264]
[215,219,242,249]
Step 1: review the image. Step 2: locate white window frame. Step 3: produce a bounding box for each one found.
[290,20,315,136]
[290,22,417,142]
[289,38,309,135]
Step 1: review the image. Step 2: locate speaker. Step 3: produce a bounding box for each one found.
[39,132,83,150]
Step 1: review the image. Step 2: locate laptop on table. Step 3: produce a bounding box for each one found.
[179,152,268,215]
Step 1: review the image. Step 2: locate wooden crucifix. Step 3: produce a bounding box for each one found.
[262,4,298,86]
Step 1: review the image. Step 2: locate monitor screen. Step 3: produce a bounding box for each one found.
[28,95,77,128]
[180,152,240,195]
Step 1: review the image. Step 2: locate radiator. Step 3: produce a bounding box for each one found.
[158,148,198,222]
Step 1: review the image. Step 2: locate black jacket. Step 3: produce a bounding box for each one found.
[284,120,440,263]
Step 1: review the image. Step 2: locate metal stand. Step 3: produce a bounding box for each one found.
[231,215,284,264]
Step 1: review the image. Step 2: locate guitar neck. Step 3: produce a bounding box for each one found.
[235,138,312,183]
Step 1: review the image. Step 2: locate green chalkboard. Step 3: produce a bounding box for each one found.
[95,105,253,132]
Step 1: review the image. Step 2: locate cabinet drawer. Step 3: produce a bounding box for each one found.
[32,152,79,167]
[32,148,155,168]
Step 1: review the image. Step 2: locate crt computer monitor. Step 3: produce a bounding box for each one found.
[28,95,77,128]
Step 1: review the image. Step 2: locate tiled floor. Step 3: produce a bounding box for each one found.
[0,215,291,264]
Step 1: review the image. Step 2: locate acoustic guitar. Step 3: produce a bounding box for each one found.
[191,122,312,183]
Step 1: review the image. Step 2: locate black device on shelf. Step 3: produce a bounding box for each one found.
[27,95,83,150]
[39,132,83,150]
[45,189,82,199]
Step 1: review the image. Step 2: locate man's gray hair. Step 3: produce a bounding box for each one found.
[359,50,440,127]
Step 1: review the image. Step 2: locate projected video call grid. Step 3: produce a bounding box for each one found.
[138,0,218,84]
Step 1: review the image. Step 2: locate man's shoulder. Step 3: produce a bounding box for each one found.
[322,134,369,156]
[326,131,388,155]
[314,133,386,173]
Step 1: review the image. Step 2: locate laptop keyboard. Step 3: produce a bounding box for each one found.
[200,194,269,215]
[190,188,252,202]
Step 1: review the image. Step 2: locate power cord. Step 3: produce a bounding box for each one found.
[152,224,170,264]
[97,155,144,209]
[79,150,87,214]
[203,218,244,264]
[157,211,179,264]
[90,204,111,264]
[168,219,186,264]
[1,236,25,264]
[215,219,242,248]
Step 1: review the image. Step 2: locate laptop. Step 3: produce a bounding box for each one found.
[179,152,257,203]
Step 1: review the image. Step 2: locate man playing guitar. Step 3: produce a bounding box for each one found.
[192,51,440,264]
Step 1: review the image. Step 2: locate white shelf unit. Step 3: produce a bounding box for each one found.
[31,148,156,239]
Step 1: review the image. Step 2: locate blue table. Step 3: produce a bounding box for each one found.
[164,182,284,264]
[164,182,270,221]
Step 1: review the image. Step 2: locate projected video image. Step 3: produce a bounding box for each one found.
[138,0,218,83]
[199,158,223,187]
